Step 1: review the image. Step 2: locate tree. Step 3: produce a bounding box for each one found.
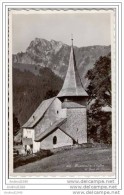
[13,113,20,136]
[86,54,111,144]
[45,89,59,99]
[86,54,111,107]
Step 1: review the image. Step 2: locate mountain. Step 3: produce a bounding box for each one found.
[13,38,111,87]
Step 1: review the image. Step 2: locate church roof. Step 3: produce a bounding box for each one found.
[35,118,67,142]
[57,41,88,97]
[35,117,78,143]
[22,97,55,128]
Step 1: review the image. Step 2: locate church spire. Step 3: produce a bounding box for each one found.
[57,38,88,98]
[71,34,73,46]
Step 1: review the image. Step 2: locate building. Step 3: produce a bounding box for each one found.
[22,39,88,153]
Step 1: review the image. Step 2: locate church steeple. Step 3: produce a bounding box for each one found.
[71,34,73,46]
[57,38,88,98]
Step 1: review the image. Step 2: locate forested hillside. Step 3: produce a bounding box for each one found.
[13,67,63,128]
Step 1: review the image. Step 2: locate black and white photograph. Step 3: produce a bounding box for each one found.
[1,1,124,194]
[10,9,113,174]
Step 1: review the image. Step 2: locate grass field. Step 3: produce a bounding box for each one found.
[14,149,53,168]
[14,147,112,172]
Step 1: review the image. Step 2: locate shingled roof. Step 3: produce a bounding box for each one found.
[57,41,88,98]
[22,97,55,128]
[35,118,78,143]
[35,118,67,142]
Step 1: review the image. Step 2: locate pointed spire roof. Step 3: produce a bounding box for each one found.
[57,38,88,98]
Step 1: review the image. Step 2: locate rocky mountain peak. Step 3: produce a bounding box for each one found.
[13,38,111,85]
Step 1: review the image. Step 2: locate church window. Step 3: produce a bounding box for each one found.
[73,140,76,145]
[53,136,57,145]
[57,110,59,114]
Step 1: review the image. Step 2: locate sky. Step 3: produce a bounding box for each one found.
[12,11,111,54]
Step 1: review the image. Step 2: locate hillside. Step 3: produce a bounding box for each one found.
[14,146,112,172]
[13,38,111,87]
[13,67,63,126]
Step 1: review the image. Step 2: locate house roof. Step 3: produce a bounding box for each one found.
[22,97,55,128]
[57,42,88,98]
[35,118,67,142]
[22,138,33,145]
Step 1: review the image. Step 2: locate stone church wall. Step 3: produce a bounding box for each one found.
[62,108,87,144]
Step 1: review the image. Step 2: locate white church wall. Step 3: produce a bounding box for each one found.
[33,141,40,153]
[23,128,40,153]
[23,128,34,139]
[40,128,73,150]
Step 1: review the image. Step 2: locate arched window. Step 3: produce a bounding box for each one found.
[53,136,57,145]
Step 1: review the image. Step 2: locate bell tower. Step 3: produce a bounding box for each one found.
[57,38,88,144]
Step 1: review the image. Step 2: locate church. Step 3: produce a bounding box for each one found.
[22,39,88,153]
